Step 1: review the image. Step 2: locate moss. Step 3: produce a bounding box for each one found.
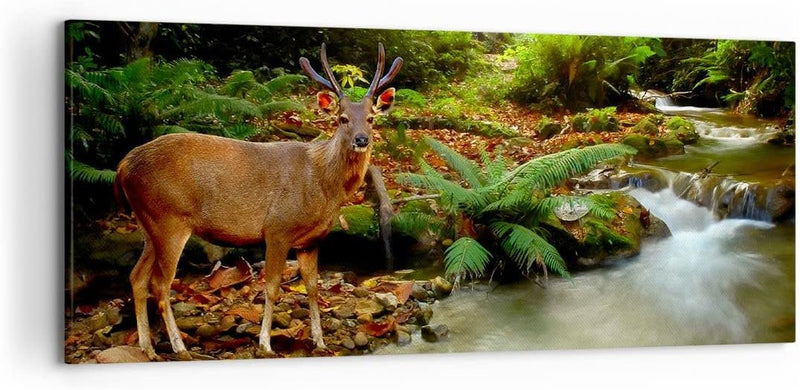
[537,116,562,139]
[631,118,659,135]
[621,133,683,158]
[572,107,619,133]
[666,116,699,144]
[330,205,378,239]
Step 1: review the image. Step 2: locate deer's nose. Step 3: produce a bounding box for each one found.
[354,134,369,148]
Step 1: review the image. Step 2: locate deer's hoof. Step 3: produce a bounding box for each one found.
[255,348,278,359]
[175,350,193,361]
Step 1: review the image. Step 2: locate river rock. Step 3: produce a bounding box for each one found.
[354,332,369,348]
[95,346,150,364]
[431,276,453,297]
[355,298,384,316]
[218,315,237,332]
[415,303,433,325]
[341,336,356,350]
[275,302,292,312]
[176,316,205,331]
[357,313,373,324]
[333,301,356,319]
[374,292,399,311]
[395,331,412,346]
[352,286,371,298]
[171,302,198,317]
[196,324,217,338]
[272,312,292,328]
[291,308,310,320]
[411,283,429,301]
[421,324,449,342]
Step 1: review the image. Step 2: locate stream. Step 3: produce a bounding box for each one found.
[379,101,795,355]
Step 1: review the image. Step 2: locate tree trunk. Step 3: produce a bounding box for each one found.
[365,166,394,272]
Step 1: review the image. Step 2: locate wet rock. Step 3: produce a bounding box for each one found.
[217,315,237,332]
[411,284,429,301]
[333,301,356,319]
[431,276,453,297]
[196,324,216,338]
[397,324,419,334]
[352,286,371,298]
[340,336,356,350]
[176,316,205,331]
[272,312,292,328]
[354,332,369,348]
[421,324,449,342]
[415,303,433,325]
[355,298,384,316]
[395,331,412,346]
[357,313,373,324]
[172,302,198,317]
[374,292,399,311]
[291,308,310,320]
[322,317,341,332]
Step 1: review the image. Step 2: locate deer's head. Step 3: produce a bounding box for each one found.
[300,44,403,153]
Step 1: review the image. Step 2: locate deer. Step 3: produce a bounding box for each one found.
[114,43,402,360]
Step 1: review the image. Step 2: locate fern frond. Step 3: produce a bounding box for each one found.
[443,237,492,282]
[424,137,486,188]
[67,155,116,185]
[257,74,307,99]
[66,69,114,105]
[163,91,261,119]
[493,143,636,192]
[152,125,193,137]
[259,100,306,117]
[490,221,569,278]
[92,112,125,136]
[222,70,258,97]
[391,212,444,237]
[223,123,260,140]
[395,172,482,208]
[535,194,616,221]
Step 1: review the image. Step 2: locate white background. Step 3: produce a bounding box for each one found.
[0,0,797,388]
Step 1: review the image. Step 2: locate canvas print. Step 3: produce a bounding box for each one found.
[65,21,795,363]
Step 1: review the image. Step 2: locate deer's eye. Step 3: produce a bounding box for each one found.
[366,116,374,124]
[339,115,350,125]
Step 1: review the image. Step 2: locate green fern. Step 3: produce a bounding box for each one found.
[443,237,492,283]
[67,154,116,185]
[391,212,444,237]
[490,221,569,278]
[424,137,485,188]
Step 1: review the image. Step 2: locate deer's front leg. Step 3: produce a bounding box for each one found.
[258,238,290,355]
[297,246,326,349]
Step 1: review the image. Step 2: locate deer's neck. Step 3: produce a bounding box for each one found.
[310,134,371,203]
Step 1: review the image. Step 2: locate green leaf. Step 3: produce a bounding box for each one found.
[444,237,492,281]
[490,221,569,278]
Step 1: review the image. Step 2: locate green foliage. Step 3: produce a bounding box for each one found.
[443,237,492,283]
[508,34,656,109]
[632,117,659,135]
[331,64,368,89]
[665,116,699,144]
[66,57,307,186]
[571,107,619,133]
[536,116,562,140]
[396,138,637,284]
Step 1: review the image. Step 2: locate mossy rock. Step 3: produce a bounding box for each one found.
[571,108,620,133]
[536,117,562,140]
[665,116,699,144]
[330,205,378,239]
[631,118,659,135]
[621,134,683,158]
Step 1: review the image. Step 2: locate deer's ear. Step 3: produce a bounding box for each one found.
[317,91,338,114]
[372,88,395,114]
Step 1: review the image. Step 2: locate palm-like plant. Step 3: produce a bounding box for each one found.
[395,137,637,286]
[66,58,307,185]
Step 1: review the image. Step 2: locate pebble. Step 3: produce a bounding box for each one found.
[333,302,355,319]
[432,276,453,297]
[291,308,310,319]
[357,313,373,324]
[396,331,412,346]
[352,287,371,298]
[322,317,342,331]
[340,336,356,350]
[374,292,399,311]
[415,303,433,325]
[175,316,205,331]
[272,312,292,328]
[354,332,369,348]
[196,324,216,338]
[275,302,292,312]
[421,324,449,342]
[411,284,429,301]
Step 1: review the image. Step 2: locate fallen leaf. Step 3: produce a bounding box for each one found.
[206,258,253,291]
[288,283,307,294]
[95,346,150,364]
[226,305,263,323]
[364,316,396,337]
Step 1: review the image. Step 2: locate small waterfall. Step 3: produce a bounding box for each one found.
[654,95,675,110]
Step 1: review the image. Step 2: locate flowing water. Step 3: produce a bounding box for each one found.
[379,101,795,355]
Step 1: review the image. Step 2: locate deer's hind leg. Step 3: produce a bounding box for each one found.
[148,220,192,360]
[258,237,290,355]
